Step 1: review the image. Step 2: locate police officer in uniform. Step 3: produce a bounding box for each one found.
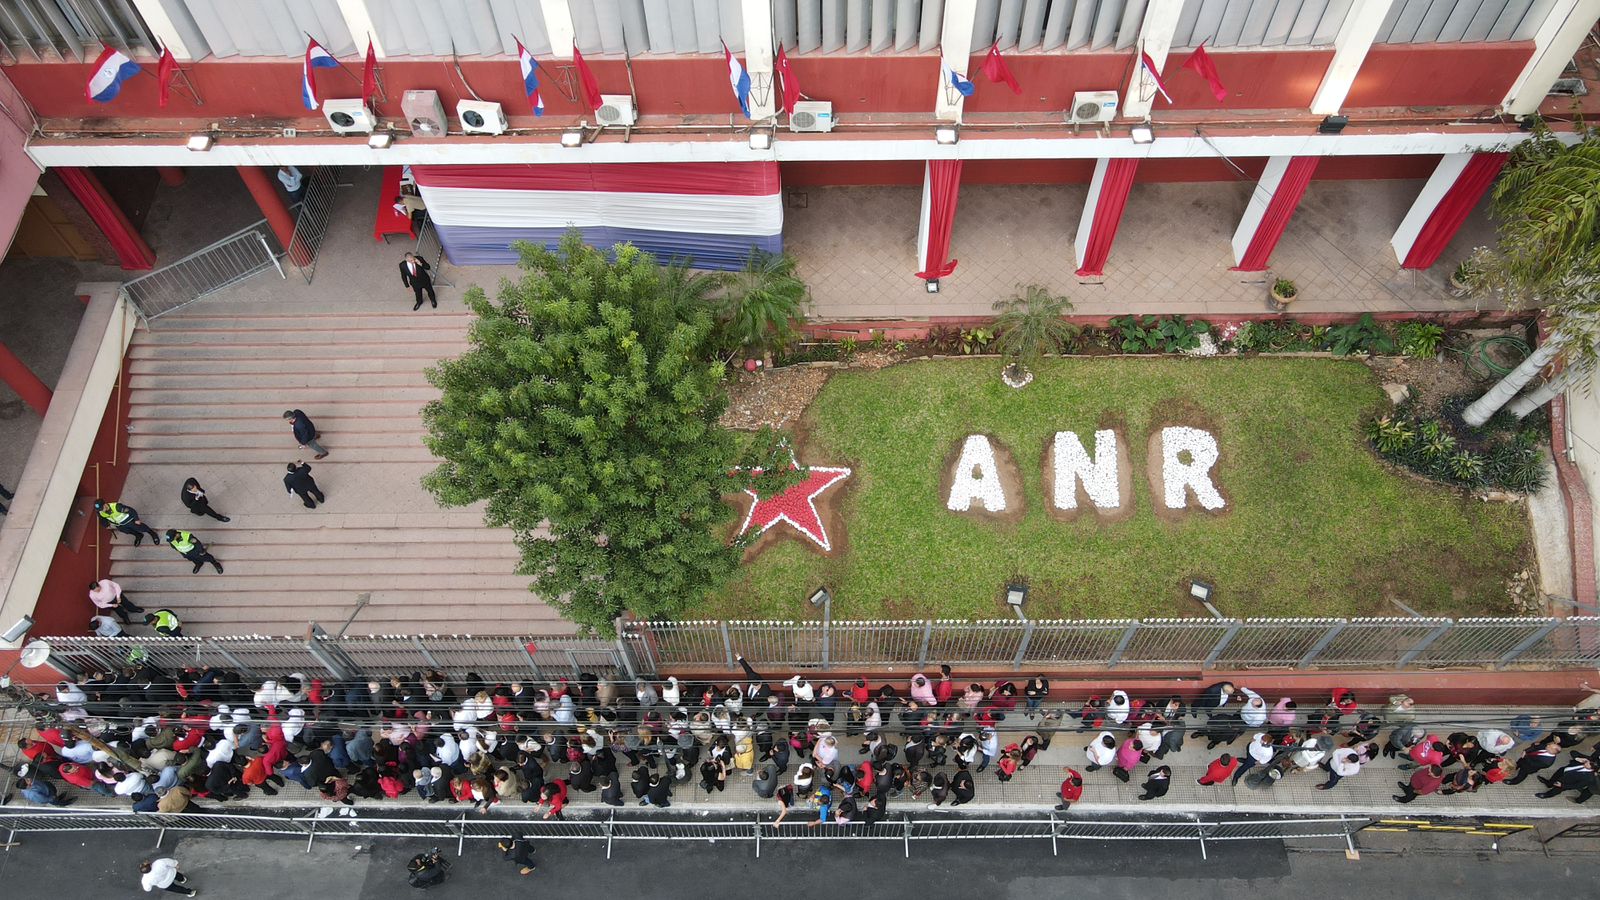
[164,529,223,574]
[94,499,162,545]
[143,608,183,637]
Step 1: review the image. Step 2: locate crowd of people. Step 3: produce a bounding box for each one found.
[5,657,1598,823]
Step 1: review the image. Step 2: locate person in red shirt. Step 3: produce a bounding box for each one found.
[1197,753,1240,785]
[16,738,59,768]
[58,761,115,797]
[1394,764,1445,803]
[933,665,955,706]
[996,748,1022,782]
[1404,736,1448,770]
[1056,767,1084,811]
[539,779,569,820]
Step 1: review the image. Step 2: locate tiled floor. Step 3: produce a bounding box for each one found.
[783,180,1501,321]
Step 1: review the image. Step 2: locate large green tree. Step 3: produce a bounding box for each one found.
[1462,124,1600,425]
[421,235,795,633]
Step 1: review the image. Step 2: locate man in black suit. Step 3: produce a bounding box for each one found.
[400,252,435,310]
[284,460,326,509]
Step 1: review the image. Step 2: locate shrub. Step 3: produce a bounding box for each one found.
[1326,314,1396,356]
[1396,322,1446,359]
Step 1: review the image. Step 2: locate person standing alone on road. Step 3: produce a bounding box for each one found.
[400,252,435,310]
[284,461,326,509]
[165,529,223,574]
[180,478,230,522]
[282,409,328,460]
[139,857,196,896]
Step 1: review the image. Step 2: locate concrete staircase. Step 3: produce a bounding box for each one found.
[112,310,574,636]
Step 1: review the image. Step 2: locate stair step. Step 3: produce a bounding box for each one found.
[139,328,468,346]
[128,431,426,450]
[129,357,439,376]
[130,447,439,464]
[129,386,439,405]
[128,372,426,389]
[127,416,427,435]
[105,573,534,591]
[126,400,427,420]
[127,344,460,361]
[107,530,514,550]
[150,312,475,331]
[110,555,521,576]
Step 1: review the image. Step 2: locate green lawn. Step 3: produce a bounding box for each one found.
[703,357,1531,620]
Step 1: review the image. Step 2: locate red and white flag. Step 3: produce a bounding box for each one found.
[157,47,178,108]
[982,42,1021,95]
[572,44,603,111]
[1139,50,1171,104]
[1181,42,1229,102]
[361,39,378,106]
[775,44,800,116]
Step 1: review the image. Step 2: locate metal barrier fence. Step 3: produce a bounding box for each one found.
[286,166,341,284]
[627,616,1600,671]
[0,809,1369,860]
[119,216,286,320]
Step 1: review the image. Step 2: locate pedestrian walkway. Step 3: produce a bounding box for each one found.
[113,309,571,636]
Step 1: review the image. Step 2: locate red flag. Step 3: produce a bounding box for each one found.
[361,39,377,106]
[1180,42,1228,102]
[157,47,177,108]
[572,44,603,111]
[981,42,1021,95]
[775,44,800,116]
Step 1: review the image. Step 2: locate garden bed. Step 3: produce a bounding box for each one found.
[705,356,1533,621]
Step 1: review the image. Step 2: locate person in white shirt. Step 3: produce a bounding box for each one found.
[1234,733,1279,785]
[89,614,124,637]
[1240,688,1268,728]
[89,577,143,624]
[1476,729,1515,758]
[114,769,149,797]
[1317,745,1366,790]
[433,733,461,768]
[1291,737,1327,770]
[783,675,815,703]
[1085,732,1117,770]
[59,739,99,765]
[139,857,195,896]
[1106,690,1131,725]
[813,734,839,768]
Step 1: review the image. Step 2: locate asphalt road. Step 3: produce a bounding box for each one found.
[1,827,1595,900]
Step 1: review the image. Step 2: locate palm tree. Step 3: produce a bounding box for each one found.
[717,250,808,357]
[1461,124,1600,426]
[992,286,1079,382]
[658,262,723,326]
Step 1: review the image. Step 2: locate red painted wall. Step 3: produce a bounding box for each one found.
[1345,42,1534,109]
[779,153,1436,188]
[30,353,132,639]
[1310,153,1441,180]
[0,42,1535,123]
[780,160,924,186]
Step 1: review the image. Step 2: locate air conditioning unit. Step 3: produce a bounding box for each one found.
[596,94,636,127]
[788,100,834,133]
[457,99,507,135]
[1068,91,1119,125]
[401,89,447,136]
[322,99,375,135]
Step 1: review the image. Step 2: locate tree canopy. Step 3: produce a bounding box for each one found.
[421,235,797,633]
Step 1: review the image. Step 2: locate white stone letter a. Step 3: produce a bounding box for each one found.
[947,434,1007,512]
[1160,426,1225,510]
[1052,429,1121,510]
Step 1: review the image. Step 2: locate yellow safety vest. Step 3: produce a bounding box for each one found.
[151,610,180,632]
[170,532,196,553]
[98,502,132,525]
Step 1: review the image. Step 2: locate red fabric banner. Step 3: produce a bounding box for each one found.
[54,166,155,270]
[1401,152,1509,270]
[361,40,378,107]
[572,46,603,111]
[916,160,963,280]
[776,45,800,115]
[982,43,1021,95]
[1180,43,1229,102]
[157,48,177,108]
[410,162,781,196]
[1075,158,1139,277]
[1234,156,1320,272]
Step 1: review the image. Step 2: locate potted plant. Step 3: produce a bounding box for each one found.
[1269,277,1298,311]
[1449,258,1478,293]
[991,285,1079,388]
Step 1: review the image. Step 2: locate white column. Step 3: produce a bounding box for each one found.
[916,162,933,269]
[1309,0,1395,116]
[1121,0,1184,120]
[542,0,577,60]
[1389,152,1473,264]
[130,0,208,60]
[1231,156,1293,265]
[1503,0,1600,116]
[1074,158,1112,270]
[336,0,385,57]
[742,0,777,120]
[935,0,979,122]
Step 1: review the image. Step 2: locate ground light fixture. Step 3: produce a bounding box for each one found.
[807,587,831,608]
[560,129,585,148]
[1189,579,1224,618]
[935,124,959,145]
[1005,582,1029,615]
[1130,122,1154,144]
[925,278,940,293]
[367,132,393,149]
[185,134,214,151]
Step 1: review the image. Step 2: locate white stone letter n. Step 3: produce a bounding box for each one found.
[947,434,1007,512]
[1052,429,1121,510]
[1160,426,1225,510]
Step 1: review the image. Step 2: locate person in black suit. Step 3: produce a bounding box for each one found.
[400,252,435,310]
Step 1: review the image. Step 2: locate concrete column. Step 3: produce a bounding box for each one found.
[1503,0,1600,116]
[543,0,577,60]
[1309,0,1396,116]
[1121,0,1185,120]
[742,0,777,120]
[54,168,156,271]
[156,166,185,187]
[237,166,306,266]
[130,0,208,60]
[335,0,385,56]
[0,342,50,416]
[935,0,979,122]
[1390,153,1473,264]
[916,163,932,273]
[1231,156,1318,269]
